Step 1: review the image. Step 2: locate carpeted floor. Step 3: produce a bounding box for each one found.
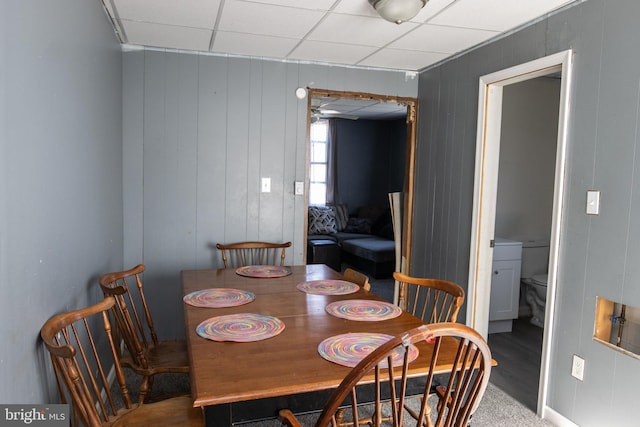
[116,371,553,426]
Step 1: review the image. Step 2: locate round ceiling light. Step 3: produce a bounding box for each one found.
[368,0,427,24]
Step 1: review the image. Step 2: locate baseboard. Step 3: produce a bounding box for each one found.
[542,405,580,427]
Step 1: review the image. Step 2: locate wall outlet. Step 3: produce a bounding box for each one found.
[571,354,585,381]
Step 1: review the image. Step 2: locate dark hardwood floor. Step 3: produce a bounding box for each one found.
[488,317,543,411]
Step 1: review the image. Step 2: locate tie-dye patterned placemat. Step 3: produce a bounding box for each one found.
[235,265,292,278]
[325,299,402,321]
[318,332,419,368]
[296,279,360,295]
[196,313,285,342]
[183,288,255,308]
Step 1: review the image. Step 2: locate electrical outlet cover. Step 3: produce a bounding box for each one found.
[571,355,584,381]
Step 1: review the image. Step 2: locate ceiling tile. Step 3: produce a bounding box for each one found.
[289,40,378,66]
[309,14,419,48]
[429,0,575,31]
[103,0,582,72]
[332,1,379,18]
[233,0,336,11]
[390,24,498,54]
[218,1,325,38]
[212,31,300,58]
[122,21,212,51]
[113,0,221,28]
[409,0,458,22]
[358,48,449,71]
[334,0,457,23]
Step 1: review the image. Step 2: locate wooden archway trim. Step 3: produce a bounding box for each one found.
[306,88,418,274]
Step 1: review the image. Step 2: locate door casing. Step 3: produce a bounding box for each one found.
[467,50,573,416]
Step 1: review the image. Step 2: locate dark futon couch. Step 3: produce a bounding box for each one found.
[307,205,396,279]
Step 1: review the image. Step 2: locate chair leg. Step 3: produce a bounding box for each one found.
[334,408,347,426]
[138,375,151,404]
[403,397,433,427]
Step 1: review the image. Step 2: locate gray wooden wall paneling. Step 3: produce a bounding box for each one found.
[415,0,640,424]
[283,63,302,263]
[225,58,252,244]
[142,51,199,338]
[196,55,228,269]
[123,52,417,339]
[2,0,123,403]
[573,1,640,422]
[123,52,145,267]
[259,61,287,242]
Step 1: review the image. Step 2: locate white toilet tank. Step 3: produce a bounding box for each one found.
[519,237,550,279]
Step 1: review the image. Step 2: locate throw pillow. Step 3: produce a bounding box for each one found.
[308,206,337,235]
[331,204,349,231]
[343,217,372,234]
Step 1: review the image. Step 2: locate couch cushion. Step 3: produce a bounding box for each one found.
[342,237,396,263]
[332,232,373,244]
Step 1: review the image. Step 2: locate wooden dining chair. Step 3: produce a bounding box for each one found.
[99,264,189,403]
[40,297,203,427]
[215,241,292,268]
[343,267,371,291]
[279,323,492,427]
[393,271,465,323]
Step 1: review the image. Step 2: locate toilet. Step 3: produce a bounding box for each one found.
[519,238,550,328]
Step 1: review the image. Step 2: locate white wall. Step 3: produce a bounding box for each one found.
[495,77,561,241]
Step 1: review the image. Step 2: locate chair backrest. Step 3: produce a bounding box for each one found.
[393,272,465,323]
[343,268,371,292]
[40,297,134,427]
[99,264,156,371]
[215,241,292,268]
[314,323,492,427]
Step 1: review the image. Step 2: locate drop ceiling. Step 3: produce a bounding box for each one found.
[103,0,579,72]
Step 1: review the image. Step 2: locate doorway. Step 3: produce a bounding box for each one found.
[304,89,418,274]
[467,50,573,416]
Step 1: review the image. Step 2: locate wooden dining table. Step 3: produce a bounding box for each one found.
[181,264,462,426]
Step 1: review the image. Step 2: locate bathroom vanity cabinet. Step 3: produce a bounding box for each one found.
[489,238,522,334]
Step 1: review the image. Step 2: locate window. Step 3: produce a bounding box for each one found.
[309,120,328,205]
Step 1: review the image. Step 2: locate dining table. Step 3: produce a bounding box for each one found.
[181,264,464,426]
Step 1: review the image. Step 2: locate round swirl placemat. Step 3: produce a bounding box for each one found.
[296,279,360,295]
[183,288,255,308]
[318,332,419,368]
[196,313,285,342]
[235,265,292,278]
[325,299,402,321]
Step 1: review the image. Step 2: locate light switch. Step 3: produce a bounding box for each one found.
[586,190,600,215]
[294,181,304,195]
[261,177,271,193]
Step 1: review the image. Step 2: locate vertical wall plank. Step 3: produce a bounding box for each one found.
[197,55,229,268]
[224,58,251,242]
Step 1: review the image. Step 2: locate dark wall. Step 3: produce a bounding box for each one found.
[334,118,406,214]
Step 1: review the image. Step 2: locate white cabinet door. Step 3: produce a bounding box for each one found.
[489,259,521,321]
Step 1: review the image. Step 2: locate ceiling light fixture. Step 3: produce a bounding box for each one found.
[368,0,427,24]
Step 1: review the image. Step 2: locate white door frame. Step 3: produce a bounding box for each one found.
[466,50,573,416]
